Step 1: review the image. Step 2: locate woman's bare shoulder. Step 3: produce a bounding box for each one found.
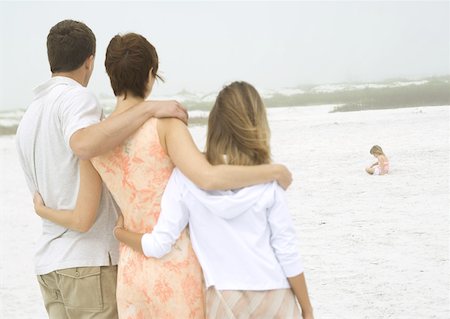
[157,117,188,134]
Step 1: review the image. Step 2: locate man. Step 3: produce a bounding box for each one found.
[16,19,186,318]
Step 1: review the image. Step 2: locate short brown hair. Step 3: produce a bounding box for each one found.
[206,81,271,166]
[47,20,96,73]
[105,33,161,99]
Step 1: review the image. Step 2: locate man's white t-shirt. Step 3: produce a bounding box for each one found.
[16,76,119,275]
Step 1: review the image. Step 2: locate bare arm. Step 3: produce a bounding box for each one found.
[33,160,102,233]
[159,118,292,190]
[288,274,314,319]
[71,100,188,160]
[378,155,387,166]
[113,215,144,254]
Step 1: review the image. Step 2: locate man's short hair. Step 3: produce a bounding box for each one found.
[47,20,96,73]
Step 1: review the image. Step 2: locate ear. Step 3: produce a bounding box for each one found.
[145,68,156,97]
[148,68,153,81]
[85,55,95,71]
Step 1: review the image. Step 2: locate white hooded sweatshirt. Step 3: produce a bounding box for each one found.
[141,168,303,290]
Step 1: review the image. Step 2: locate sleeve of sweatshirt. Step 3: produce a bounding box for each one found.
[268,184,304,277]
[141,171,190,258]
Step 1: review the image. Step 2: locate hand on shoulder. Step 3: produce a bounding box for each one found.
[146,100,188,124]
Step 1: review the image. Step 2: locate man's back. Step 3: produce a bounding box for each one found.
[16,76,119,275]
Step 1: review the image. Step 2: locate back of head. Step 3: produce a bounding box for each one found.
[47,20,96,73]
[206,81,271,166]
[105,33,160,99]
[370,145,384,155]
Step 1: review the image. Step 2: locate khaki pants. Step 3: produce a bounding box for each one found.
[37,266,118,319]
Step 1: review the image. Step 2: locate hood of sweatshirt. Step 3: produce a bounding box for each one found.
[172,168,276,220]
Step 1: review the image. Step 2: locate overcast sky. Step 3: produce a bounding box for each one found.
[0,1,448,111]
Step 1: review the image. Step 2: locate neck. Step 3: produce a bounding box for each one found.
[52,70,87,87]
[114,94,145,115]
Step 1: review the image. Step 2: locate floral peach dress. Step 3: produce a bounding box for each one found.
[92,118,205,319]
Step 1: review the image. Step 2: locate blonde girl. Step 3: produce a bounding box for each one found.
[366,145,390,175]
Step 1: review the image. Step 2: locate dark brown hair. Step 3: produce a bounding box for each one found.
[47,20,96,73]
[206,81,271,166]
[105,33,161,99]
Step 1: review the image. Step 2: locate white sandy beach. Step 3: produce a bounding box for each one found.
[0,105,449,318]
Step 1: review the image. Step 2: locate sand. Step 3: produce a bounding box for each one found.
[0,105,449,318]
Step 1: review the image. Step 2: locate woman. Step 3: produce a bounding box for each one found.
[113,81,314,318]
[34,33,292,318]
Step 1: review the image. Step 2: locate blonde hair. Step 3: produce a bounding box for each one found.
[206,81,271,166]
[370,145,384,155]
